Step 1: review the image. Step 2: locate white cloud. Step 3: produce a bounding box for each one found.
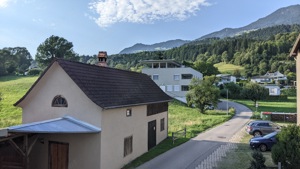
[0,0,10,8]
[89,0,210,27]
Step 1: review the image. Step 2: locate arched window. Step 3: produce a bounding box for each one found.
[52,95,68,107]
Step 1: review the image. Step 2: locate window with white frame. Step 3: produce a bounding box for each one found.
[153,74,159,80]
[174,85,180,91]
[166,85,173,91]
[173,74,180,81]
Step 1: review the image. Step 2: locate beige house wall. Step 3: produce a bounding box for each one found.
[101,105,168,169]
[18,62,103,128]
[29,133,101,169]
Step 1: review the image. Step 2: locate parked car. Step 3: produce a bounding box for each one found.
[245,120,281,136]
[204,104,214,110]
[249,131,278,152]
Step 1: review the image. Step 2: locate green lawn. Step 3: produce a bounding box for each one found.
[0,75,38,127]
[214,62,244,74]
[234,97,296,113]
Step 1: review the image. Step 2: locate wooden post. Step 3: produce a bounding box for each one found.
[172,132,174,144]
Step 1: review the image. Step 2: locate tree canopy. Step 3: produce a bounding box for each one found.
[241,82,269,106]
[106,25,299,76]
[186,76,220,113]
[271,125,300,169]
[35,35,78,68]
[0,47,32,76]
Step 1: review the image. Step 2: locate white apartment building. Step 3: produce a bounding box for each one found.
[141,60,203,101]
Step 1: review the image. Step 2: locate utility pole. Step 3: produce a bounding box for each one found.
[227,89,229,115]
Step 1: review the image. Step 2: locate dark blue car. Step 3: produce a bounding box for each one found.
[249,131,278,152]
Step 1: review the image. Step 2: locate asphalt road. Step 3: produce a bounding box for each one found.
[136,100,252,169]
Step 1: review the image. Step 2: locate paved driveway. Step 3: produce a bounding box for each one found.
[136,101,252,169]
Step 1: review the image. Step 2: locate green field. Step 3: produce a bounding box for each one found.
[214,62,244,74]
[0,76,38,127]
[234,98,297,113]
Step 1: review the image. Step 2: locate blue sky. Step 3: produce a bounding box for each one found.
[0,0,299,58]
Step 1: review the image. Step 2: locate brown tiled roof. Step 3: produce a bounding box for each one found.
[15,59,172,109]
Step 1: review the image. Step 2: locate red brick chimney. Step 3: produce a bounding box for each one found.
[97,51,107,67]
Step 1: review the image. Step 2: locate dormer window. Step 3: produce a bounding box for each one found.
[52,95,68,107]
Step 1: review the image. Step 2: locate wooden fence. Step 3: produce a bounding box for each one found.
[172,127,186,144]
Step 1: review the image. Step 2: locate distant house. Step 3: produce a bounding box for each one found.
[289,33,300,125]
[264,84,281,96]
[251,75,272,83]
[216,74,236,86]
[0,52,172,169]
[251,71,287,84]
[141,60,203,102]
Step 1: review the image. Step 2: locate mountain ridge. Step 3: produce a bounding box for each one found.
[119,39,190,54]
[198,4,300,40]
[118,4,300,54]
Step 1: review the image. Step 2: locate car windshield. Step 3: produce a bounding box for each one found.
[263,132,277,138]
[248,122,254,126]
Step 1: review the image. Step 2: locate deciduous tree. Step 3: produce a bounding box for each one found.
[271,125,300,169]
[36,35,78,68]
[186,76,220,113]
[241,82,268,106]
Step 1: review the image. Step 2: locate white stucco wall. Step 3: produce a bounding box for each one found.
[29,133,101,169]
[101,105,168,169]
[17,62,102,128]
[142,67,203,97]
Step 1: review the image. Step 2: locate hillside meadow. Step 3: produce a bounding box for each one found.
[214,62,245,74]
[0,76,38,127]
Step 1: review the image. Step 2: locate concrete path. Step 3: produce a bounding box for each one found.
[136,101,252,169]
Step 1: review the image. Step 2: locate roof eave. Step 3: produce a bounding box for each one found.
[290,33,300,57]
[102,99,173,110]
[14,59,58,107]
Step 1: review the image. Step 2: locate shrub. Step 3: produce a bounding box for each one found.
[250,111,261,119]
[248,150,266,169]
[228,107,236,114]
[281,88,296,96]
[271,125,300,169]
[27,68,42,76]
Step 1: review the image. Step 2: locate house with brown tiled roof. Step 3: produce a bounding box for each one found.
[0,52,172,169]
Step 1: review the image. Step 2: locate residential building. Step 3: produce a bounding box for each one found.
[216,74,236,86]
[0,52,172,169]
[141,60,203,101]
[264,84,281,96]
[251,71,287,84]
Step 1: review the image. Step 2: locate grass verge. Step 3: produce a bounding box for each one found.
[122,100,234,169]
[217,131,277,169]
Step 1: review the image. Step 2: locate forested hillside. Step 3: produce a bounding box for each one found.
[107,24,300,78]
